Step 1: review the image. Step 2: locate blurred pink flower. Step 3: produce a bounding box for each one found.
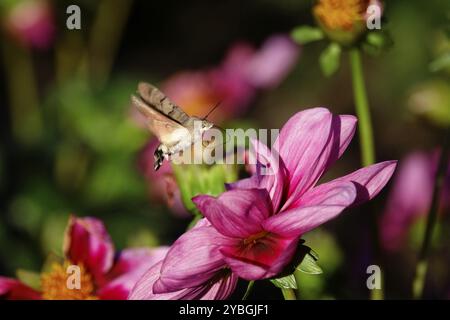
[3,0,55,50]
[162,34,299,123]
[149,108,396,286]
[0,216,168,300]
[129,220,238,300]
[0,278,41,300]
[242,35,300,89]
[380,151,450,252]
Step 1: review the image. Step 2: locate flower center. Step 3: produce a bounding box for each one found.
[314,0,369,31]
[40,261,97,300]
[243,231,269,246]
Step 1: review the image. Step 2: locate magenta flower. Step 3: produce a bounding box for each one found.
[129,220,238,300]
[0,216,167,300]
[151,108,396,286]
[380,151,450,252]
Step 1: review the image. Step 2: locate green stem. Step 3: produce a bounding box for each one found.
[349,48,375,166]
[242,281,254,300]
[293,268,302,300]
[2,39,43,146]
[55,31,87,85]
[87,0,134,88]
[349,48,381,300]
[281,288,296,300]
[412,130,449,299]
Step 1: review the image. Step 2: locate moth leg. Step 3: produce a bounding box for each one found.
[154,144,168,171]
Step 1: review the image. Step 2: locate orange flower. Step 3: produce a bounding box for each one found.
[313,0,382,45]
[314,0,369,31]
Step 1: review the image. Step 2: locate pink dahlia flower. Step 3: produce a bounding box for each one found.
[150,107,396,287]
[0,216,167,300]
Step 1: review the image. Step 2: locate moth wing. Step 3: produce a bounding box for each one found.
[131,95,186,146]
[137,82,191,125]
[150,119,190,147]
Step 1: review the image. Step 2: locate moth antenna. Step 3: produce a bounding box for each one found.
[202,101,222,120]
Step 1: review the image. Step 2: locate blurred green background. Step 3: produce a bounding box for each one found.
[0,0,449,299]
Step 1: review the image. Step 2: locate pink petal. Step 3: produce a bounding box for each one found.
[129,262,237,300]
[228,118,353,212]
[332,161,397,206]
[0,277,41,300]
[64,216,115,285]
[153,225,232,293]
[175,270,238,300]
[200,272,238,300]
[335,115,357,159]
[98,247,169,300]
[274,108,339,210]
[248,138,287,211]
[221,234,298,280]
[128,262,195,300]
[192,189,272,238]
[263,181,357,237]
[226,176,260,191]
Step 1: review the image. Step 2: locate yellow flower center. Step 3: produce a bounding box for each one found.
[40,261,97,300]
[314,0,369,31]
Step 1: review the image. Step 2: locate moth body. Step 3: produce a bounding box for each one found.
[132,82,215,170]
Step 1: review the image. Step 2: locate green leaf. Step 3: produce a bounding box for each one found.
[367,32,393,48]
[362,31,394,56]
[296,250,323,274]
[270,244,322,291]
[16,269,41,290]
[291,26,324,44]
[270,274,297,290]
[172,164,238,216]
[319,43,341,77]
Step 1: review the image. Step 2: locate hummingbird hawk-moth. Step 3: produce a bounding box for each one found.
[131,82,221,170]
